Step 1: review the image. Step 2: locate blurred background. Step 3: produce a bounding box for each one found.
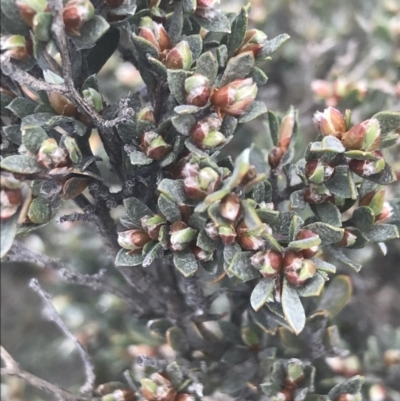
[1,0,400,399]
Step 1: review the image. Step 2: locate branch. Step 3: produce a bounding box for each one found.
[1,346,84,401]
[0,55,67,94]
[29,279,96,397]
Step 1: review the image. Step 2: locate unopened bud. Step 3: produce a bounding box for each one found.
[0,35,33,60]
[205,221,219,240]
[211,78,257,116]
[139,17,171,53]
[268,147,284,169]
[36,138,71,169]
[169,221,197,251]
[118,229,151,250]
[183,167,221,199]
[192,245,213,261]
[219,193,241,222]
[349,151,385,177]
[140,131,171,160]
[284,254,316,287]
[295,229,320,258]
[137,106,155,123]
[82,88,103,112]
[218,224,237,245]
[342,119,381,151]
[250,250,283,278]
[383,349,400,367]
[305,160,335,184]
[237,29,267,57]
[63,0,95,36]
[141,214,166,240]
[185,74,211,107]
[336,229,357,248]
[236,220,264,251]
[0,186,23,220]
[303,185,333,204]
[313,107,347,139]
[375,202,393,224]
[165,40,192,70]
[16,0,48,27]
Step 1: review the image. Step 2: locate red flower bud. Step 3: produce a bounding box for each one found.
[303,186,334,204]
[165,41,192,70]
[139,17,171,52]
[192,245,213,261]
[118,229,151,250]
[313,107,347,139]
[305,160,335,184]
[140,131,171,160]
[63,0,95,36]
[284,252,316,286]
[36,139,71,169]
[190,114,225,149]
[336,229,357,248]
[169,221,197,251]
[183,167,222,199]
[268,147,284,169]
[218,224,237,245]
[219,193,241,222]
[141,214,166,240]
[295,229,320,258]
[250,250,283,278]
[342,119,381,151]
[349,151,385,177]
[137,106,155,124]
[236,29,267,57]
[211,78,258,116]
[184,74,211,107]
[0,187,23,220]
[236,220,264,251]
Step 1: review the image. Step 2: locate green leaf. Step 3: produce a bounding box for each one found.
[325,167,357,199]
[327,376,364,401]
[372,111,400,134]
[193,10,231,33]
[227,5,249,56]
[167,70,188,104]
[184,34,203,60]
[258,33,290,59]
[147,55,168,78]
[296,273,325,297]
[195,51,218,84]
[223,243,241,264]
[268,110,280,146]
[168,2,184,44]
[366,163,397,185]
[173,249,198,277]
[216,44,228,67]
[196,229,219,252]
[3,125,22,145]
[228,251,259,281]
[27,197,51,224]
[129,151,153,166]
[21,125,48,154]
[330,248,362,272]
[0,213,18,259]
[250,278,274,311]
[0,155,44,174]
[219,52,255,87]
[1,0,29,35]
[115,249,144,266]
[71,16,110,50]
[317,275,352,317]
[241,199,264,231]
[221,345,253,365]
[238,101,267,123]
[221,115,238,137]
[6,97,37,118]
[158,194,181,223]
[352,206,375,231]
[305,222,344,245]
[281,279,306,335]
[171,114,196,135]
[143,243,164,267]
[288,235,321,251]
[123,197,153,226]
[250,67,268,86]
[310,202,342,227]
[157,179,186,204]
[365,224,399,242]
[311,257,336,274]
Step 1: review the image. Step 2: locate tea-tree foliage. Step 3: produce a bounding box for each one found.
[1,0,400,400]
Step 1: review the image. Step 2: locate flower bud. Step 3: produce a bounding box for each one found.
[219,193,241,222]
[63,0,95,36]
[165,41,192,70]
[82,88,103,112]
[218,224,237,245]
[0,186,23,220]
[369,384,387,401]
[141,214,166,240]
[342,119,381,151]
[313,107,347,138]
[183,167,222,199]
[336,229,357,248]
[305,160,335,184]
[36,138,71,169]
[205,221,219,240]
[375,202,393,224]
[0,35,33,60]
[303,185,334,204]
[236,220,264,251]
[169,221,197,251]
[139,17,171,53]
[192,245,214,261]
[190,115,225,149]
[197,0,219,7]
[211,78,258,116]
[236,29,267,57]
[137,106,155,124]
[184,74,211,107]
[250,250,283,278]
[239,165,258,187]
[16,0,48,27]
[295,229,320,258]
[349,151,385,177]
[140,131,171,160]
[284,253,316,287]
[118,229,151,250]
[268,147,284,169]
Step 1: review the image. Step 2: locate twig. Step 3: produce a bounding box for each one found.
[29,279,96,397]
[1,346,83,401]
[0,55,67,93]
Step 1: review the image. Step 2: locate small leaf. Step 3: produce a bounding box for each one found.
[71,16,110,50]
[168,2,184,44]
[157,179,186,204]
[195,51,218,84]
[365,224,399,242]
[167,70,188,104]
[238,101,267,123]
[0,213,18,259]
[219,52,255,87]
[129,151,153,166]
[171,114,196,135]
[193,10,231,33]
[328,376,364,401]
[27,197,51,224]
[0,155,44,174]
[228,251,259,282]
[158,194,181,223]
[352,206,375,231]
[227,5,249,56]
[250,67,268,85]
[184,34,203,60]
[22,125,48,153]
[366,163,397,185]
[268,110,280,146]
[325,166,357,199]
[221,345,253,364]
[296,273,325,297]
[173,249,198,277]
[311,257,336,274]
[305,222,344,245]
[123,197,153,226]
[166,362,184,389]
[310,202,342,227]
[282,279,306,334]
[3,125,22,145]
[250,278,274,311]
[6,97,37,118]
[221,115,238,137]
[288,235,321,251]
[241,199,264,231]
[317,275,352,317]
[330,248,362,272]
[372,111,400,134]
[143,243,164,267]
[196,229,219,252]
[115,249,144,266]
[258,33,290,58]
